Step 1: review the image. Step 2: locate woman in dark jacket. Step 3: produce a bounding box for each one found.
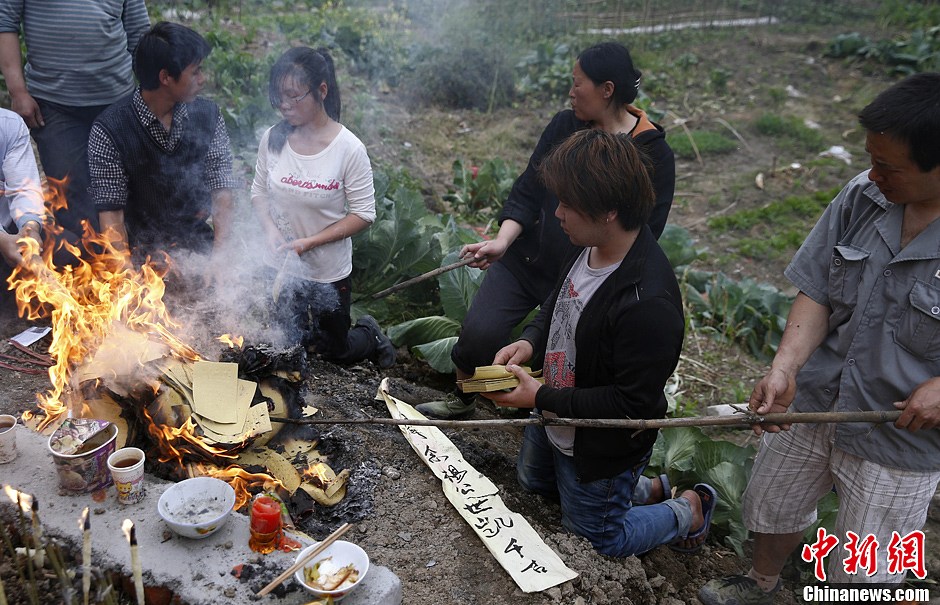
[485,129,714,557]
[419,41,675,419]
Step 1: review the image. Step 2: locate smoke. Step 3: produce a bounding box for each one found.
[155,201,341,360]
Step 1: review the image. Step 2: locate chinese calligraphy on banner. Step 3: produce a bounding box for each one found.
[377,379,579,593]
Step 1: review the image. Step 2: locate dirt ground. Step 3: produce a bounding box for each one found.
[2,19,939,605]
[0,315,759,605]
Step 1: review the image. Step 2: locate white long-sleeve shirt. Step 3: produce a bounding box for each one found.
[0,108,43,234]
[251,125,375,283]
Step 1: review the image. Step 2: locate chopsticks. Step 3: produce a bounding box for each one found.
[256,522,353,597]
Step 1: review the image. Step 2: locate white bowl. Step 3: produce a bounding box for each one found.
[293,540,370,601]
[157,477,235,539]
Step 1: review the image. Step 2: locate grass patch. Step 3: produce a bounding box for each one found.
[707,186,841,259]
[669,130,739,160]
[754,113,825,154]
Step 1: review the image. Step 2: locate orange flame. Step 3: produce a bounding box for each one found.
[9,185,287,503]
[140,409,236,465]
[3,485,32,511]
[206,465,279,511]
[303,462,332,486]
[218,334,244,349]
[9,205,199,429]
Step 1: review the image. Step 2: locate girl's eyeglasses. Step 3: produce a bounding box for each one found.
[273,89,310,109]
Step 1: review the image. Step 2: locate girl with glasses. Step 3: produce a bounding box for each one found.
[251,46,395,368]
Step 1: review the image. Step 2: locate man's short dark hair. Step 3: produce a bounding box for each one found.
[859,72,940,172]
[134,22,211,91]
[539,129,654,231]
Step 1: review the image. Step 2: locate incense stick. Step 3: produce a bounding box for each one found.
[256,523,352,597]
[80,508,90,605]
[122,520,144,605]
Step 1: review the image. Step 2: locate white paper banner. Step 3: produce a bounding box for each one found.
[376,379,578,593]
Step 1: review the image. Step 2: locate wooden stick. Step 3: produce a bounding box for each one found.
[0,353,52,367]
[0,361,46,375]
[368,257,475,300]
[256,523,353,597]
[269,409,903,430]
[8,341,53,365]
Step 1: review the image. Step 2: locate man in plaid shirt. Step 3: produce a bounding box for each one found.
[90,21,235,279]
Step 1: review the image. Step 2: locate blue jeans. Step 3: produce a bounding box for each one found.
[31,99,109,237]
[517,424,692,557]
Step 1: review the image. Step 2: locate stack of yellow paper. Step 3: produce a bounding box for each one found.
[190,361,271,443]
[457,365,544,393]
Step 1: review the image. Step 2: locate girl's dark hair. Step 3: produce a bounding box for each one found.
[134,21,211,91]
[539,129,654,231]
[577,42,641,106]
[859,72,940,172]
[267,46,341,153]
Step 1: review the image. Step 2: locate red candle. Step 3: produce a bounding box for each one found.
[250,496,281,534]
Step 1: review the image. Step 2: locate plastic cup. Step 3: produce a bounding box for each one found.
[0,414,16,464]
[107,447,146,504]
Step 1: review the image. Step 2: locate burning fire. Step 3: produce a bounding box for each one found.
[7,184,293,510]
[11,213,198,429]
[3,484,32,512]
[141,409,236,464]
[218,333,244,349]
[208,466,279,511]
[303,462,333,485]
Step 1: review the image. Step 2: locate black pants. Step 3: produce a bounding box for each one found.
[272,274,374,364]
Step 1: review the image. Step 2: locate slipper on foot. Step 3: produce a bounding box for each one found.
[658,473,672,501]
[669,482,718,554]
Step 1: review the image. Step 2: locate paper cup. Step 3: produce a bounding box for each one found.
[0,414,16,464]
[107,447,146,504]
[48,421,119,495]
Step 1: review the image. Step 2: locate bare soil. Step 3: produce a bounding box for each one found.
[2,21,938,605]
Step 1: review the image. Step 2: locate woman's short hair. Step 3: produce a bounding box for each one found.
[134,22,210,91]
[859,72,940,172]
[539,129,654,231]
[577,42,642,106]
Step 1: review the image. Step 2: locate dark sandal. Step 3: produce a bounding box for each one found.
[669,483,718,554]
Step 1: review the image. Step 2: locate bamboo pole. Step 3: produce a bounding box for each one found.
[367,257,475,301]
[269,410,903,431]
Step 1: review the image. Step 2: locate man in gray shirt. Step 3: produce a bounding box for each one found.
[0,107,43,315]
[701,73,940,604]
[0,0,150,244]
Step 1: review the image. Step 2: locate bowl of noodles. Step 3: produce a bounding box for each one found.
[293,539,369,601]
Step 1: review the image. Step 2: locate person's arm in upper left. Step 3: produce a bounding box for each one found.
[204,111,237,251]
[640,133,676,239]
[88,122,131,253]
[0,32,42,128]
[122,0,151,55]
[3,113,44,236]
[465,112,576,269]
[0,118,44,266]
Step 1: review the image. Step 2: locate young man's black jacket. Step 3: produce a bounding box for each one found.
[519,226,685,483]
